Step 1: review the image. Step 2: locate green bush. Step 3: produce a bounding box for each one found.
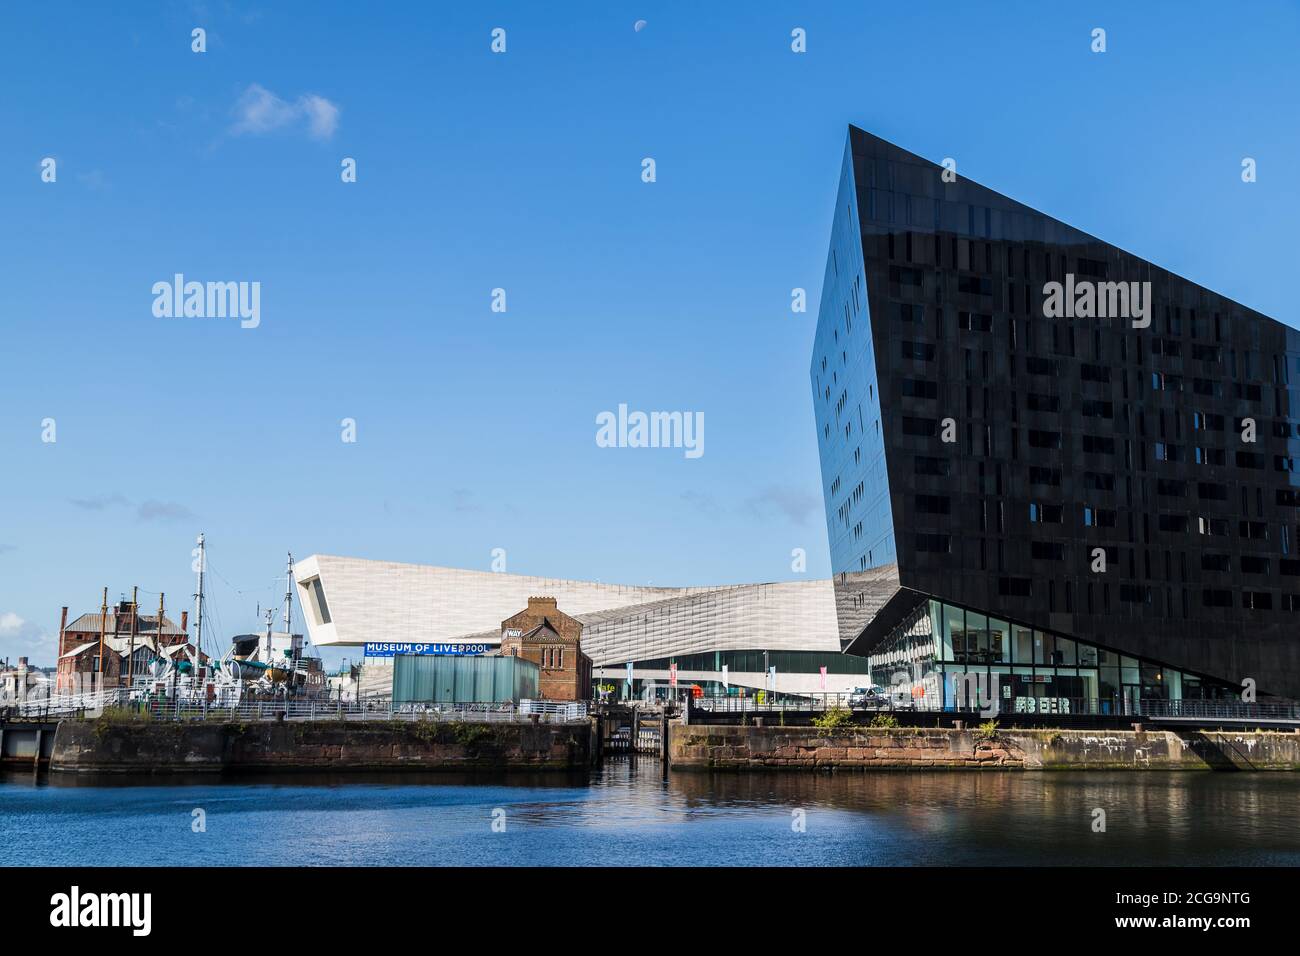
[812,705,854,736]
[976,719,999,740]
[868,713,899,729]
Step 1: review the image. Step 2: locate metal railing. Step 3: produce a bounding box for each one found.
[6,687,134,719]
[113,697,591,724]
[689,693,1300,723]
[692,694,853,713]
[519,699,588,720]
[1139,699,1300,721]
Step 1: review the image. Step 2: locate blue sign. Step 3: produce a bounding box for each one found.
[364,642,492,658]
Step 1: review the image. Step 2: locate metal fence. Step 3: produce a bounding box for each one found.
[692,694,852,713]
[1139,699,1300,721]
[135,698,591,723]
[690,693,1300,723]
[519,699,588,720]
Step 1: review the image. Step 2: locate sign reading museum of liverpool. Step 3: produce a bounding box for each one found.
[363,642,492,657]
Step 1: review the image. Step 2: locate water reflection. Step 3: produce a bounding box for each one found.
[3,761,1297,867]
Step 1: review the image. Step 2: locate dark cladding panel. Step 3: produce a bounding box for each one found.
[815,126,1300,698]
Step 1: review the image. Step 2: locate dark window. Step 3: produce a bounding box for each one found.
[890,266,923,287]
[901,378,939,399]
[1201,553,1231,572]
[1198,482,1228,501]
[914,455,950,476]
[998,577,1033,597]
[901,416,936,437]
[1158,514,1189,533]
[915,494,951,515]
[915,533,951,553]
[1031,541,1065,561]
[1202,589,1234,608]
[1083,472,1115,491]
[1243,591,1272,610]
[1029,466,1062,486]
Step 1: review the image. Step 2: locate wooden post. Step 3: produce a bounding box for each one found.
[660,710,669,779]
[127,586,139,687]
[156,593,165,658]
[97,587,108,690]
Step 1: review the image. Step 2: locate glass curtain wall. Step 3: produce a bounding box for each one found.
[866,598,1235,715]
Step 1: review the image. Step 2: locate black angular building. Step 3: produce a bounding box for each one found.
[812,126,1300,712]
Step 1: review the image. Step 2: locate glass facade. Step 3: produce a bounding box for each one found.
[393,655,538,704]
[867,599,1237,715]
[632,649,871,675]
[811,140,896,575]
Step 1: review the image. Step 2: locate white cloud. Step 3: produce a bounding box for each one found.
[136,500,196,523]
[67,494,194,523]
[0,611,54,662]
[230,83,340,140]
[300,94,340,139]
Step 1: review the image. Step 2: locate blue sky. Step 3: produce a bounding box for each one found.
[1,2,1297,667]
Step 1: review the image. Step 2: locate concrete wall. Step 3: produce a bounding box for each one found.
[0,721,59,766]
[50,718,594,773]
[669,725,1300,771]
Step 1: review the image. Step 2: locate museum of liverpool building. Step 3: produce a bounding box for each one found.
[292,554,898,700]
[812,126,1300,713]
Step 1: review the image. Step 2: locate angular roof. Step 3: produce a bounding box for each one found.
[517,621,568,642]
[64,611,186,636]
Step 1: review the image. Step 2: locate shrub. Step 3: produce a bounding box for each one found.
[868,713,899,729]
[812,705,855,736]
[976,719,999,740]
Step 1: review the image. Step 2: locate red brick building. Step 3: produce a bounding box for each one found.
[56,600,189,693]
[498,597,592,702]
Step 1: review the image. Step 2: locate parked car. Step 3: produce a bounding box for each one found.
[888,685,917,711]
[848,686,889,709]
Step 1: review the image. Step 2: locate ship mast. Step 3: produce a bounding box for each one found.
[284,553,294,680]
[193,532,206,686]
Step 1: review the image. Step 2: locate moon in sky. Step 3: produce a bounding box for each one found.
[634,20,647,32]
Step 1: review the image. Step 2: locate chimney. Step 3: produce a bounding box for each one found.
[58,606,68,656]
[527,596,558,612]
[18,656,28,670]
[180,610,188,635]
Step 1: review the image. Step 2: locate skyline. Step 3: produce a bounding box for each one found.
[3,2,1299,666]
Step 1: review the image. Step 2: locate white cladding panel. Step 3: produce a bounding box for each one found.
[294,554,854,666]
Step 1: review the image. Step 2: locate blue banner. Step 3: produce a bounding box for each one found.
[364,642,492,657]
